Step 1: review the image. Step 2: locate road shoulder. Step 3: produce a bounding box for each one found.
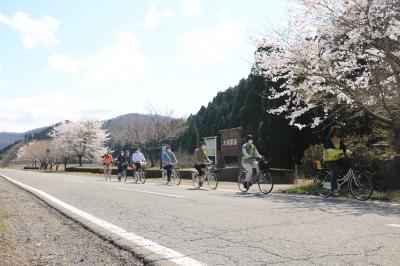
[0,177,141,266]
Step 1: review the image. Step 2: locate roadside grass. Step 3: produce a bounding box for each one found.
[280,183,400,203]
[280,184,315,195]
[371,190,400,203]
[0,220,6,232]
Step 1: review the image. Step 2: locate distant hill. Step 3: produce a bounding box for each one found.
[0,126,48,150]
[0,113,170,164]
[0,132,24,150]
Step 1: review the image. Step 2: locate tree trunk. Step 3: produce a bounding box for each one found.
[79,156,83,166]
[149,151,155,167]
[64,162,67,170]
[394,123,400,154]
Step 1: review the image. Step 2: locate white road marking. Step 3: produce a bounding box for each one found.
[0,174,204,266]
[118,187,186,199]
[387,224,400,228]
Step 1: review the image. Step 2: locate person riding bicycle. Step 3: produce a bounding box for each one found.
[116,150,128,182]
[194,141,212,187]
[323,126,352,196]
[131,147,146,174]
[162,146,178,182]
[242,135,263,189]
[101,152,113,175]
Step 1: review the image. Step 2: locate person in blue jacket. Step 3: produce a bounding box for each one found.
[162,146,178,182]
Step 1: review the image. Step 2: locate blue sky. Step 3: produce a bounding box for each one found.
[0,0,289,132]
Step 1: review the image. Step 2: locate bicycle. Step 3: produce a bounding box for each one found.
[237,157,274,194]
[313,159,373,201]
[103,164,112,181]
[125,162,146,184]
[192,163,218,190]
[161,164,181,185]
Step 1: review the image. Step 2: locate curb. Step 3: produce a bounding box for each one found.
[0,173,178,266]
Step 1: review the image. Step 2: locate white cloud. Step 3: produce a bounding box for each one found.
[0,65,4,88]
[136,4,174,30]
[177,20,246,64]
[218,8,230,19]
[180,0,202,16]
[48,31,150,88]
[0,11,59,48]
[0,91,134,132]
[48,54,80,73]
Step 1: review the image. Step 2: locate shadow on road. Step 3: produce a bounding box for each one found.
[233,192,400,217]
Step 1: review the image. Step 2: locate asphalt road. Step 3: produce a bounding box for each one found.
[1,168,399,266]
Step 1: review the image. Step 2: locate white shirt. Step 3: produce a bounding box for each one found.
[131,152,146,162]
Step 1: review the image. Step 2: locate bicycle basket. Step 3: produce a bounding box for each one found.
[258,159,270,171]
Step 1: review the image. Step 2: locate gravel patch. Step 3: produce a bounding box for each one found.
[0,178,142,266]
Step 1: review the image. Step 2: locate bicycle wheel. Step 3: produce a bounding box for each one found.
[238,170,249,192]
[172,170,181,185]
[162,171,169,185]
[132,171,139,183]
[207,172,218,190]
[139,170,146,184]
[350,172,373,201]
[313,171,332,198]
[192,173,200,188]
[258,172,273,194]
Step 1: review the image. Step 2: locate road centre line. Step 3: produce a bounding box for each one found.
[0,174,204,266]
[117,187,186,199]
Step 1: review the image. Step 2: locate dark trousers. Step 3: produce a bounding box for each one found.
[163,165,173,179]
[194,164,206,176]
[325,158,352,191]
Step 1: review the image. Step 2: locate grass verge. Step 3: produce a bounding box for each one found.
[0,220,6,232]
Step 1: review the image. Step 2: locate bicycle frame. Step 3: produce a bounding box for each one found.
[104,165,112,175]
[337,168,354,187]
[322,168,354,190]
[193,164,216,182]
[243,166,268,186]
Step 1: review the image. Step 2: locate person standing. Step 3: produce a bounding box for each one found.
[323,126,352,196]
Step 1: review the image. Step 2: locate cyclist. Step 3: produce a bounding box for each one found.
[131,146,146,174]
[162,146,178,182]
[101,152,113,176]
[116,150,128,182]
[194,141,212,187]
[242,134,263,189]
[323,126,352,196]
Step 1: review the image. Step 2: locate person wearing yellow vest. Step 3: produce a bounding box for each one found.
[242,135,263,189]
[323,126,352,196]
[194,141,212,187]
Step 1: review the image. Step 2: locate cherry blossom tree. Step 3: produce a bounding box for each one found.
[17,140,51,169]
[254,0,400,152]
[50,120,109,166]
[144,106,187,166]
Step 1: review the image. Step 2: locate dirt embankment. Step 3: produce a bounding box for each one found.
[0,178,141,266]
